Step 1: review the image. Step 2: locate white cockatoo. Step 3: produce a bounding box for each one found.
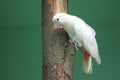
[52,13,101,74]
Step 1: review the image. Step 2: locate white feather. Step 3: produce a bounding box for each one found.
[83,56,92,74]
[73,22,101,64]
[53,13,101,74]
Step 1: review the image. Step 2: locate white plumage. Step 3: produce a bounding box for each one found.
[52,13,101,74]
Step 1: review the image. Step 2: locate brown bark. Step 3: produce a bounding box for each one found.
[42,0,76,80]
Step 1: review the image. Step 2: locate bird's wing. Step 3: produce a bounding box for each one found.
[85,24,96,36]
[82,35,101,64]
[71,15,96,36]
[73,23,101,64]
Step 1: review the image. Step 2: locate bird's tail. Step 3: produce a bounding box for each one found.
[83,51,92,74]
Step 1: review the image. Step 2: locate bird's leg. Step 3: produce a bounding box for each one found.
[73,42,78,51]
[64,39,73,48]
[69,39,78,51]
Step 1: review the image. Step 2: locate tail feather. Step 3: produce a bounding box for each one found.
[83,56,92,74]
[95,55,101,65]
[83,51,92,74]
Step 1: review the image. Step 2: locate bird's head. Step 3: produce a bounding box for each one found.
[52,13,68,28]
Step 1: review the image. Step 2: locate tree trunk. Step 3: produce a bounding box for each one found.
[42,0,76,80]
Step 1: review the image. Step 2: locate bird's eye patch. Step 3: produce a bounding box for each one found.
[57,18,59,21]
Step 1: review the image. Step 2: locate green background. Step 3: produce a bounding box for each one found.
[0,0,120,80]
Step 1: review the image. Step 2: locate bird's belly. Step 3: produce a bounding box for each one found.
[64,25,82,47]
[70,35,82,47]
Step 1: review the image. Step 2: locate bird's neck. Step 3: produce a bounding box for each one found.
[63,23,75,39]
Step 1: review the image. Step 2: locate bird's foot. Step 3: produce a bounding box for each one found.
[69,39,78,51]
[73,42,79,51]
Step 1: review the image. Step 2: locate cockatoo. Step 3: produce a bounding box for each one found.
[52,13,101,74]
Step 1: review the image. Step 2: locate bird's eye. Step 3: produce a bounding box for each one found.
[57,18,59,21]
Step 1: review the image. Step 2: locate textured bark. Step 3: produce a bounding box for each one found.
[42,0,76,80]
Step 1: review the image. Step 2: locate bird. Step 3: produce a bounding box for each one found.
[52,13,101,74]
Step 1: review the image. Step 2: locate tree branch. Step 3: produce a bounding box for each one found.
[42,0,76,80]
